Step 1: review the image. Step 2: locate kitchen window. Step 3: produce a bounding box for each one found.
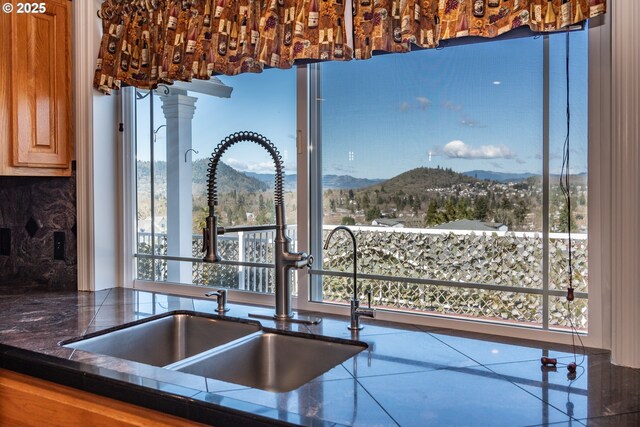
[130,27,591,333]
[133,69,298,295]
[309,29,590,331]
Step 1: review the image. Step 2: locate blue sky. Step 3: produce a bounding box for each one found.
[138,29,588,181]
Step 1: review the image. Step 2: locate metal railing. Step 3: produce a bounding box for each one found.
[136,225,587,329]
[137,227,298,294]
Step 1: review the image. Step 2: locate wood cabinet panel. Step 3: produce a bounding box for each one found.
[1,0,73,176]
[0,369,206,427]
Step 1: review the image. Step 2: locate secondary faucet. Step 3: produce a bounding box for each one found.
[323,226,375,331]
[205,289,229,314]
[202,132,317,324]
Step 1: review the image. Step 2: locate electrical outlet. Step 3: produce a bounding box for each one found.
[0,228,10,256]
[53,231,65,260]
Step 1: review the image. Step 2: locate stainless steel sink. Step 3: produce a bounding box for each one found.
[174,332,366,392]
[64,313,261,367]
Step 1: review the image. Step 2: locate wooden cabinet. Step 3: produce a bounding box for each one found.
[0,0,73,176]
[0,369,206,426]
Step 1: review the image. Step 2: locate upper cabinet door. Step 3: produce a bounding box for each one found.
[4,0,72,174]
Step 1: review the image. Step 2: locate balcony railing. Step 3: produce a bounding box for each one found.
[137,227,298,294]
[136,225,587,330]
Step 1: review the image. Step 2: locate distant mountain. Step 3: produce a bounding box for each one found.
[363,167,477,195]
[244,172,297,191]
[192,158,269,193]
[323,175,385,190]
[463,170,537,182]
[244,172,384,190]
[137,159,268,194]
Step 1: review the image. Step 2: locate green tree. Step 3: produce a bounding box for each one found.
[425,199,442,226]
[361,192,371,210]
[514,199,529,225]
[500,196,513,210]
[365,206,382,221]
[443,198,456,222]
[255,208,272,224]
[341,216,356,225]
[473,196,489,221]
[556,202,577,232]
[455,198,472,220]
[412,197,421,214]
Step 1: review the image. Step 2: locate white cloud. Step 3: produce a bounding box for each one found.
[226,158,279,174]
[332,164,356,174]
[399,101,411,112]
[460,117,485,128]
[443,140,515,159]
[442,100,463,112]
[416,97,431,110]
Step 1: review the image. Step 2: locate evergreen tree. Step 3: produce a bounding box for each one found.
[361,192,371,209]
[425,199,442,226]
[556,201,577,232]
[455,198,472,220]
[474,196,489,221]
[366,206,382,221]
[514,199,529,225]
[444,199,456,222]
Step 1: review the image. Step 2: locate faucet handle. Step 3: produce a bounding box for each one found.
[202,227,209,253]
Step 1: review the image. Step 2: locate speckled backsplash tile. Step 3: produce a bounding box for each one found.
[0,171,77,291]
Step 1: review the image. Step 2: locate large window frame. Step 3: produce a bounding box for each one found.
[121,18,610,348]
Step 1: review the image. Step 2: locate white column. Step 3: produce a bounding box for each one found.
[161,89,197,284]
[610,0,640,368]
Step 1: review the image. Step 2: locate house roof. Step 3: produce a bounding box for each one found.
[372,218,404,227]
[431,219,506,231]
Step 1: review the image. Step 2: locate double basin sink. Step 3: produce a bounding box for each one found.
[63,312,366,392]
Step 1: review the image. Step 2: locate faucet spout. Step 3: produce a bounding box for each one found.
[203,213,223,263]
[203,132,316,323]
[323,225,375,331]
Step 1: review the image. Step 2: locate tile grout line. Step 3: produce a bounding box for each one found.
[69,288,114,361]
[336,358,402,426]
[353,377,402,427]
[82,288,112,335]
[425,330,586,426]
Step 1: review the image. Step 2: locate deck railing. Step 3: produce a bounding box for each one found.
[136,225,587,329]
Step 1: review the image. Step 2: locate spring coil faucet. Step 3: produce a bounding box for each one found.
[203,132,317,324]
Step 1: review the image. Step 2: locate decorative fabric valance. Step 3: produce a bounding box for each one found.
[94,0,606,94]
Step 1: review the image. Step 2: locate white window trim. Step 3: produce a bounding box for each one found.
[75,0,121,292]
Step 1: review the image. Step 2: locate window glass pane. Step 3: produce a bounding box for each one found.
[318,32,588,329]
[548,30,589,330]
[135,69,297,295]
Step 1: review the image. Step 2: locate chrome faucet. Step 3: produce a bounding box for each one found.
[323,226,375,330]
[203,132,317,324]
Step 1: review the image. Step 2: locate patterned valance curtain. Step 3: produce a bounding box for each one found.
[94,0,606,94]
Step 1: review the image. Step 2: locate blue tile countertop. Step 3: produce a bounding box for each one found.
[1,287,639,426]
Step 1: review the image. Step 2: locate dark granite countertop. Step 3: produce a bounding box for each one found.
[1,287,638,427]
